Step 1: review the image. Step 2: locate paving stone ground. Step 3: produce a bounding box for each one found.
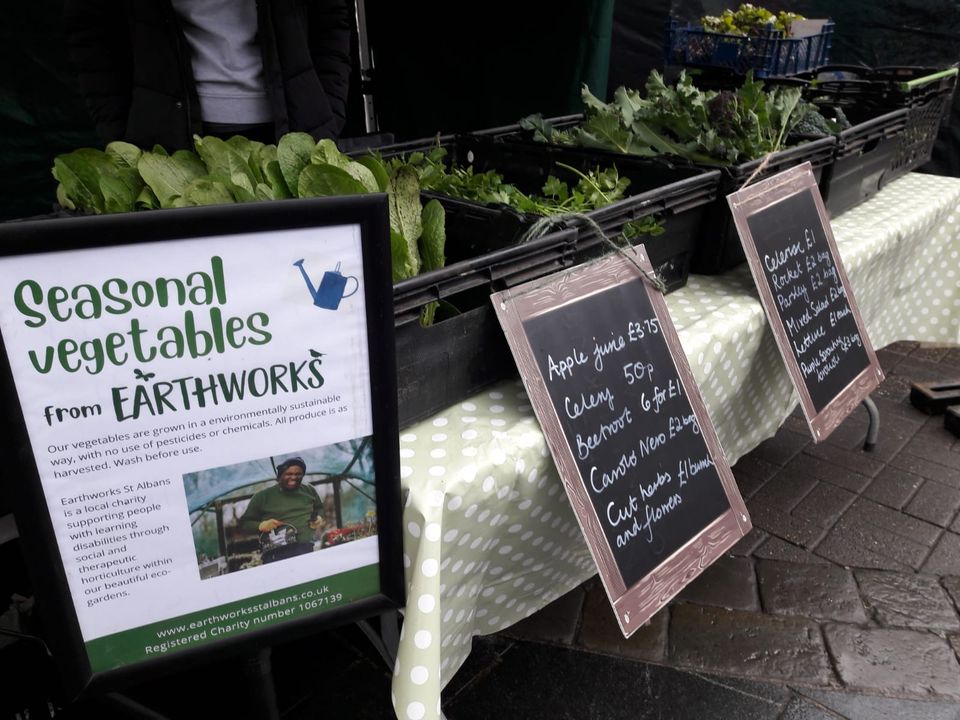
[470,341,960,715]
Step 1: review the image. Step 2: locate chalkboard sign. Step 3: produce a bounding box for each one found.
[492,247,750,637]
[728,163,884,441]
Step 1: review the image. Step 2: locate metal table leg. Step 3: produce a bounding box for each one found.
[357,610,401,671]
[862,395,879,451]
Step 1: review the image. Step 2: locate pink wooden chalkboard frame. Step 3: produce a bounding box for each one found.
[491,246,751,638]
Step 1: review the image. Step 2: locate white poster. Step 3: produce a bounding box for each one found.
[0,224,382,670]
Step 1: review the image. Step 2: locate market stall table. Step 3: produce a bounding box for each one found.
[390,172,960,720]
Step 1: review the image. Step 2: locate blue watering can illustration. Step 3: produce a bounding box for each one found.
[293,259,358,310]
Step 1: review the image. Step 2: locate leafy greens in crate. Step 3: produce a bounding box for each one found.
[700,4,806,37]
[51,132,445,292]
[521,70,844,165]
[380,146,663,239]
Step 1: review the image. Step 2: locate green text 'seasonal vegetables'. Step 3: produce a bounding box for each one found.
[52,134,447,311]
[521,70,841,166]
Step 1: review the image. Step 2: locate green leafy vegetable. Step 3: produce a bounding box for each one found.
[173,178,236,207]
[309,139,380,193]
[52,149,113,214]
[701,4,805,36]
[297,164,369,198]
[355,154,391,192]
[264,160,293,199]
[137,151,206,208]
[100,169,142,214]
[391,146,636,218]
[388,166,424,280]
[105,141,142,170]
[277,132,316,196]
[50,132,448,322]
[417,198,447,326]
[381,144,664,247]
[522,70,820,165]
[135,185,160,210]
[791,103,852,137]
[194,136,258,201]
[419,198,446,272]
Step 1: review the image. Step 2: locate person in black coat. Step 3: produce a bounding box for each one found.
[63,0,353,150]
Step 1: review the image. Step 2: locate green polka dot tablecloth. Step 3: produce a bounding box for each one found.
[390,173,960,720]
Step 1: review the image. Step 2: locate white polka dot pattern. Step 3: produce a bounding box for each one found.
[391,174,960,720]
[392,379,594,720]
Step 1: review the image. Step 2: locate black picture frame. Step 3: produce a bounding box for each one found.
[0,196,404,698]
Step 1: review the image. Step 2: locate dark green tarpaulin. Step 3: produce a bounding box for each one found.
[0,3,98,223]
[364,0,615,140]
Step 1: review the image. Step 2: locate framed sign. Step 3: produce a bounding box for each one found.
[0,196,403,694]
[728,163,884,441]
[492,247,751,637]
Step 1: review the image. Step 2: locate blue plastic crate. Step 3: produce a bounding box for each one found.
[664,18,833,78]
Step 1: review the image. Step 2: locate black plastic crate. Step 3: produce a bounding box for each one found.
[806,65,957,110]
[889,82,956,180]
[394,303,512,429]
[393,228,578,427]
[802,65,958,182]
[368,134,720,294]
[664,17,834,78]
[817,108,908,216]
[393,227,579,326]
